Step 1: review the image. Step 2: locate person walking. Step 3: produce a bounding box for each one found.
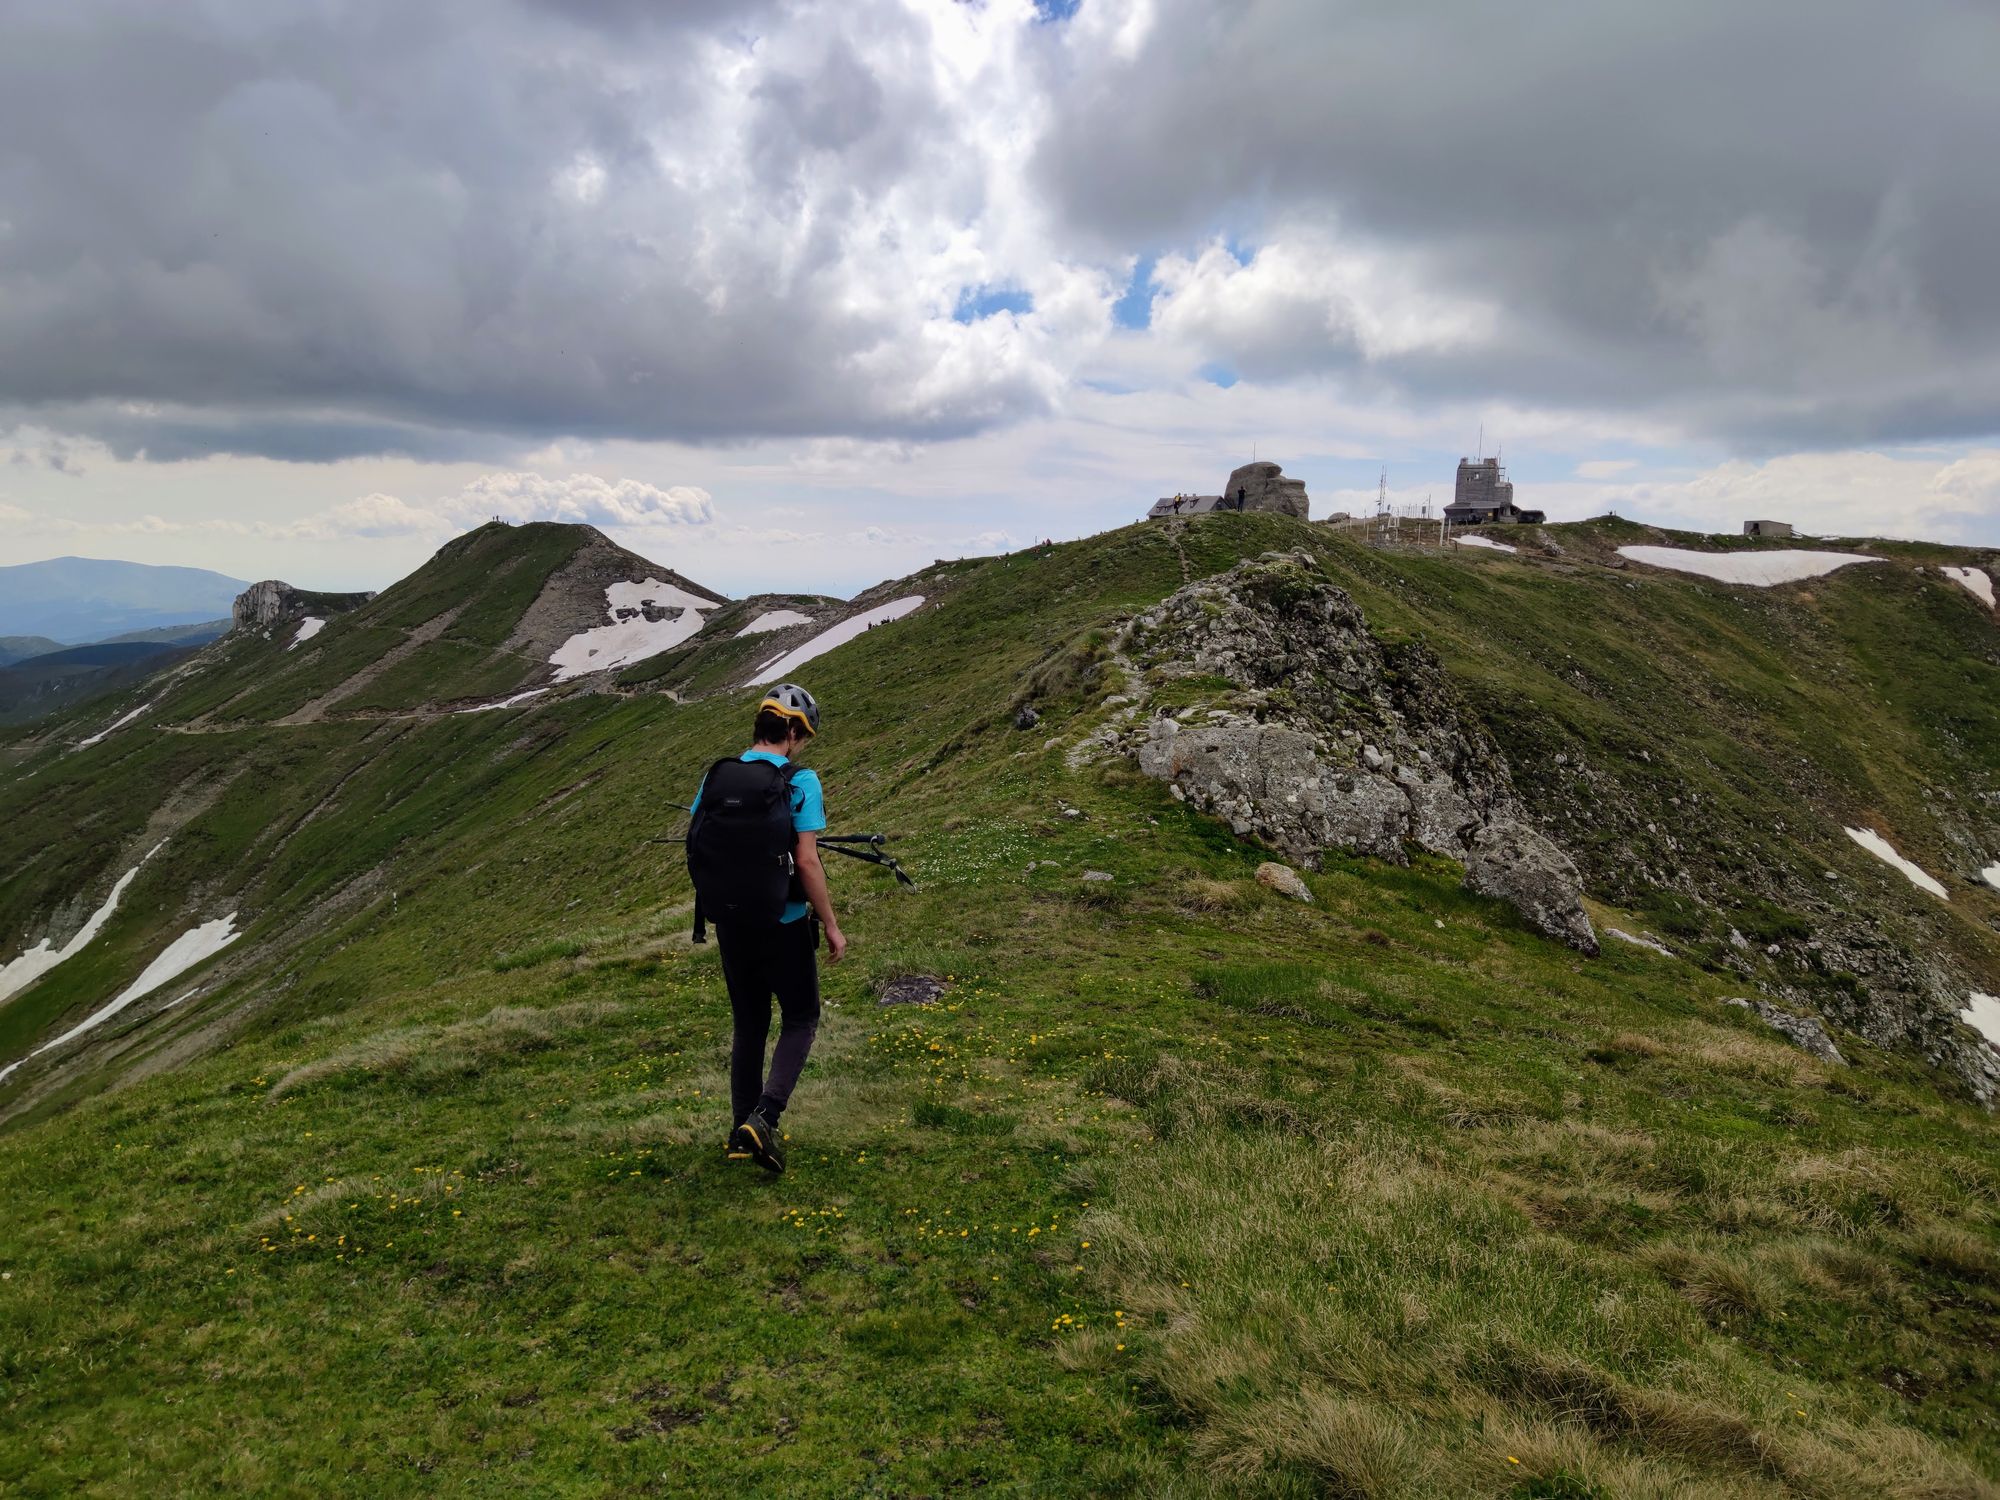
[685,683,847,1175]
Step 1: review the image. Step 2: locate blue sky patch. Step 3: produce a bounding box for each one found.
[1112,255,1156,330]
[1197,362,1238,389]
[1033,0,1082,21]
[953,284,1034,323]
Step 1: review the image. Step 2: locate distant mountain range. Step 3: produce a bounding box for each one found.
[0,557,249,644]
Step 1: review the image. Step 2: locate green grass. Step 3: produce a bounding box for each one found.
[0,514,1996,1495]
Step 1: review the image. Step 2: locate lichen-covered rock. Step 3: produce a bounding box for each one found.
[1255,862,1313,902]
[1464,822,1600,955]
[1723,998,1846,1065]
[1117,551,1598,954]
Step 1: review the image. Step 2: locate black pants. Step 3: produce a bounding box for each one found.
[715,917,821,1125]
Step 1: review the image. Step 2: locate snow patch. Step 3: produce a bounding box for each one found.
[287,617,327,649]
[1844,826,1949,901]
[74,701,152,750]
[1606,927,1674,957]
[1963,993,2000,1049]
[1454,535,1518,554]
[549,580,720,682]
[0,846,163,1004]
[1942,566,1995,609]
[0,913,238,1084]
[455,688,549,715]
[1983,861,2000,892]
[1617,546,1884,586]
[747,597,926,685]
[736,609,815,638]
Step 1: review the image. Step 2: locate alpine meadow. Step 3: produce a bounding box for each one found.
[2,512,1997,1497]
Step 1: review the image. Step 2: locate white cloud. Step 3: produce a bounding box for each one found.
[1591,449,2000,543]
[442,472,713,529]
[1150,231,1501,376]
[1575,459,1637,479]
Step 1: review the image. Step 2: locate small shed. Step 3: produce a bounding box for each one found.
[1743,519,1794,539]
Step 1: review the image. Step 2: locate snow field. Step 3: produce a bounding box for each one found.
[455,688,549,715]
[1963,993,2000,1049]
[1941,566,1995,609]
[1844,826,1948,901]
[0,845,163,1003]
[1454,535,1518,554]
[736,609,815,638]
[1984,862,2000,892]
[549,579,721,682]
[75,701,152,750]
[749,596,926,685]
[288,617,327,649]
[0,913,239,1084]
[1616,546,1884,586]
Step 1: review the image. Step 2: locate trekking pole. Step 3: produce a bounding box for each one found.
[818,840,917,888]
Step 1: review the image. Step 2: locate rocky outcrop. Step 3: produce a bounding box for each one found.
[230,581,374,635]
[1723,998,1846,1065]
[1221,461,1310,520]
[1115,551,1598,952]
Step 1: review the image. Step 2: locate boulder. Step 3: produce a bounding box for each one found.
[1255,862,1313,902]
[1723,998,1846,1065]
[1220,462,1310,520]
[1463,822,1599,955]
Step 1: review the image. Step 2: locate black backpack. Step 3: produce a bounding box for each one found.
[686,757,801,940]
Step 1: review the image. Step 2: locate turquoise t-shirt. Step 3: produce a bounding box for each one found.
[691,750,827,923]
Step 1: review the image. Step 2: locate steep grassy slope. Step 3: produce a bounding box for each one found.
[0,516,1996,1496]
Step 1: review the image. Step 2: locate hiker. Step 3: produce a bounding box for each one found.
[686,682,846,1175]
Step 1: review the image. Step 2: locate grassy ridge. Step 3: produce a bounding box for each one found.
[0,515,1996,1494]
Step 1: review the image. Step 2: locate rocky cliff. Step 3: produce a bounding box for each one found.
[230,580,375,634]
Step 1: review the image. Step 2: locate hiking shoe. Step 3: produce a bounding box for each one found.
[729,1108,787,1174]
[725,1130,751,1161]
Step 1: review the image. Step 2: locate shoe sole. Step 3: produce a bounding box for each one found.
[738,1121,785,1174]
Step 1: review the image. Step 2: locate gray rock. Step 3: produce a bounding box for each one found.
[1723,998,1846,1065]
[1081,870,1114,882]
[1120,551,1598,954]
[231,579,375,635]
[1463,822,1600,956]
[1219,461,1310,520]
[1014,704,1040,730]
[878,975,949,1007]
[1255,862,1313,902]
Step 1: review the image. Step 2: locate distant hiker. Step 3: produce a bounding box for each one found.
[686,682,846,1175]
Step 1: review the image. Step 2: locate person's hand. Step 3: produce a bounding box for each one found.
[825,924,848,963]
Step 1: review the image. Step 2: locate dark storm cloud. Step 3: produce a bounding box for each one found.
[1036,0,2000,448]
[0,0,1032,461]
[5,0,1996,462]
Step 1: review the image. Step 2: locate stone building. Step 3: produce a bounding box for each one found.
[1148,460,1310,520]
[1443,456,1544,526]
[1743,519,1794,538]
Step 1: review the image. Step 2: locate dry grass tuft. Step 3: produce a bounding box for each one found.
[268,1001,621,1099]
[1174,877,1256,914]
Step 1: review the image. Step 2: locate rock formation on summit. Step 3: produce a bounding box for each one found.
[1097,551,1597,952]
[1221,461,1310,520]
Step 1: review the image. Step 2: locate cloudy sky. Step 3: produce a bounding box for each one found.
[3,0,1997,597]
